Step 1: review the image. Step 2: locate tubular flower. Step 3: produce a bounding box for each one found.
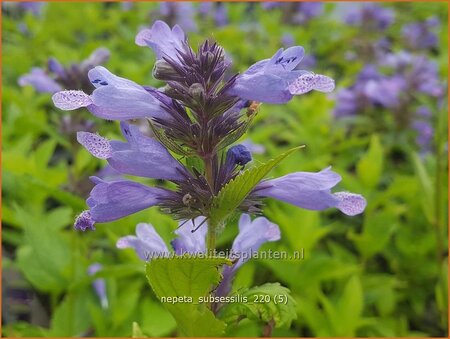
[229,47,334,104]
[254,167,367,216]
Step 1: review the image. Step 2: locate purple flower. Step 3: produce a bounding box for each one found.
[135,20,187,60]
[20,48,110,94]
[293,2,323,24]
[254,167,366,216]
[18,68,62,93]
[345,3,394,30]
[214,3,229,27]
[74,177,176,230]
[20,2,44,15]
[52,66,169,121]
[281,33,295,48]
[333,64,406,117]
[77,122,186,181]
[88,263,108,309]
[364,75,405,108]
[230,47,334,104]
[171,217,208,255]
[262,2,323,24]
[116,217,208,260]
[262,2,281,10]
[116,215,280,298]
[158,2,197,32]
[240,139,266,155]
[402,18,439,50]
[413,120,433,150]
[216,214,280,297]
[55,20,365,233]
[117,223,170,260]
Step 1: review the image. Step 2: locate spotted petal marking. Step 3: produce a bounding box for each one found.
[334,192,367,216]
[288,73,335,95]
[52,90,92,110]
[77,132,112,159]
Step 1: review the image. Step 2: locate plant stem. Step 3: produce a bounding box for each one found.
[206,220,217,254]
[433,107,445,265]
[203,155,217,253]
[204,155,214,193]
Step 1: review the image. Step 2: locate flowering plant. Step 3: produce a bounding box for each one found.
[53,20,366,336]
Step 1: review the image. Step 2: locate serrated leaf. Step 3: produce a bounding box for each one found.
[146,256,231,337]
[219,283,297,329]
[210,146,303,224]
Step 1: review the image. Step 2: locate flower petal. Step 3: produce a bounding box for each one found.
[19,68,62,93]
[230,72,293,104]
[81,47,111,70]
[107,122,187,181]
[52,90,92,110]
[288,73,335,95]
[334,192,367,216]
[172,217,207,255]
[232,215,281,263]
[266,46,305,72]
[135,20,186,60]
[87,66,168,121]
[117,223,169,261]
[256,167,342,211]
[88,177,174,222]
[216,215,280,297]
[77,132,113,159]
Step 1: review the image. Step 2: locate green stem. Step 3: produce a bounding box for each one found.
[203,155,217,254]
[434,107,445,265]
[206,220,217,254]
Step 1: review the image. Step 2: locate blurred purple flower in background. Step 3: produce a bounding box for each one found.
[402,17,439,51]
[19,47,110,93]
[345,3,394,30]
[18,68,62,93]
[87,264,108,309]
[334,49,445,152]
[157,2,197,32]
[262,2,323,25]
[2,1,45,17]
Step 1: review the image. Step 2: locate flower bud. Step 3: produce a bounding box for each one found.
[188,83,205,100]
[153,59,178,80]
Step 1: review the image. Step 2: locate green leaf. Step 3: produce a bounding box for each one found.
[411,152,435,223]
[219,283,297,329]
[335,275,363,336]
[210,146,303,224]
[145,256,231,337]
[132,322,146,338]
[49,291,91,337]
[356,135,383,189]
[349,209,396,259]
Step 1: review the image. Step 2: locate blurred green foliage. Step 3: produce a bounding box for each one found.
[2,2,448,337]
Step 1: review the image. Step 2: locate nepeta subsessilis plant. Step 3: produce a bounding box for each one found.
[53,20,365,232]
[52,20,366,330]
